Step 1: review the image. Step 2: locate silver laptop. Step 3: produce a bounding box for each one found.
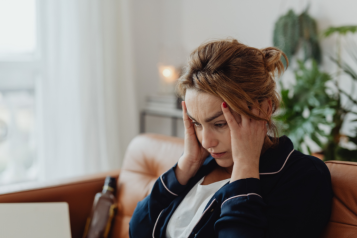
[0,202,72,238]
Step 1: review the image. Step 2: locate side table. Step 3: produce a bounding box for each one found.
[140,107,183,137]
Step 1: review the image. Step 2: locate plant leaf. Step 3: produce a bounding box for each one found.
[324,25,357,37]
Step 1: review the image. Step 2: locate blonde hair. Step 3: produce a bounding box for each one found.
[175,38,288,147]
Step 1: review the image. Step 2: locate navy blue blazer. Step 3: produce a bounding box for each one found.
[129,136,333,237]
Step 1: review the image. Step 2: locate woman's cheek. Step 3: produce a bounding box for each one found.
[217,124,229,133]
[223,126,232,146]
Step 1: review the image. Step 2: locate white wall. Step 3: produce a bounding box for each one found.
[181,0,357,51]
[130,0,357,147]
[129,0,185,138]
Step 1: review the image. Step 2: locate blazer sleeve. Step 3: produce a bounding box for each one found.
[129,162,187,238]
[214,178,267,237]
[214,162,332,238]
[267,161,333,238]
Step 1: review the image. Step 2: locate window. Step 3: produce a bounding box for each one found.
[0,0,40,185]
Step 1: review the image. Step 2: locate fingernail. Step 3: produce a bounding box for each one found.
[222,102,227,108]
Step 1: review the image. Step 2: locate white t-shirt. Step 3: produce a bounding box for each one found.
[166,176,230,238]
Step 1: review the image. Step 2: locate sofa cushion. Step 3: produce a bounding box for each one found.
[112,134,184,238]
[319,161,357,237]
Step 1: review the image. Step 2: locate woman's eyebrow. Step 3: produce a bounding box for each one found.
[187,111,224,123]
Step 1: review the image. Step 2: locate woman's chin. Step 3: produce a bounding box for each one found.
[214,156,233,168]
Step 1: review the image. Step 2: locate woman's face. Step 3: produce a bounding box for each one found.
[184,88,239,168]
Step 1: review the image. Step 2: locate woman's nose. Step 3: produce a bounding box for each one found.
[201,129,218,151]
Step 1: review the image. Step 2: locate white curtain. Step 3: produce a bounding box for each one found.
[37,0,138,180]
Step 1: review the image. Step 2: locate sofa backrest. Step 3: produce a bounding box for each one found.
[112,133,357,238]
[112,134,183,238]
[319,161,357,238]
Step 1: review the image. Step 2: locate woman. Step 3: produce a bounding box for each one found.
[129,39,333,238]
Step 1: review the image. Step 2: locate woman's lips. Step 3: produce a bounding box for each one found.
[211,152,226,158]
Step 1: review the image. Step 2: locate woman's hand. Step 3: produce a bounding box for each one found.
[175,101,210,185]
[221,101,267,182]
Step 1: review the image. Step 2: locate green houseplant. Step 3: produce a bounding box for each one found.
[273,7,321,67]
[273,8,333,157]
[322,25,357,161]
[272,4,357,161]
[274,60,336,154]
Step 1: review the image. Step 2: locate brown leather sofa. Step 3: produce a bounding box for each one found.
[0,133,356,238]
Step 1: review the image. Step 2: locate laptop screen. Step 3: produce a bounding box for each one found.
[0,202,72,238]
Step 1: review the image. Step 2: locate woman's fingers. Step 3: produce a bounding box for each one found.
[240,102,255,128]
[251,106,267,131]
[221,101,268,133]
[182,102,192,132]
[251,107,259,117]
[182,101,187,119]
[182,101,196,136]
[240,112,250,128]
[221,102,239,132]
[182,101,191,128]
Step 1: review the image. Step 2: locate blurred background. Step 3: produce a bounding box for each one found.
[0,0,356,188]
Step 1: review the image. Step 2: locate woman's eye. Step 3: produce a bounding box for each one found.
[193,122,201,127]
[215,123,227,128]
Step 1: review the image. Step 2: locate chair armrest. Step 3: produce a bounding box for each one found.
[0,169,120,238]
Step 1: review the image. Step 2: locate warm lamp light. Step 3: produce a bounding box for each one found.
[162,68,172,78]
[157,64,180,95]
[159,65,178,83]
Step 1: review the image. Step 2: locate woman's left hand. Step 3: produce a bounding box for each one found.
[221,101,267,181]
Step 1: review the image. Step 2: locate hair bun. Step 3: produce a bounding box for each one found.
[261,47,288,78]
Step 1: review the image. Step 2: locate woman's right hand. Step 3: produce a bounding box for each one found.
[175,101,209,185]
